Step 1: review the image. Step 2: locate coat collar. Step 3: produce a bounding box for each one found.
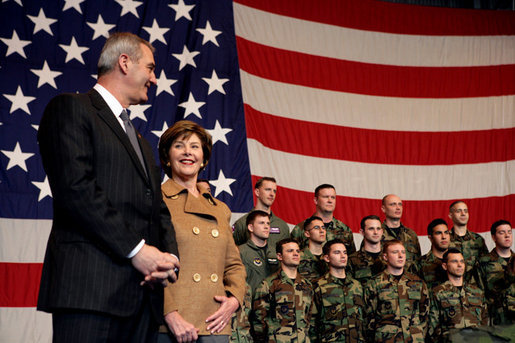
[162,179,219,219]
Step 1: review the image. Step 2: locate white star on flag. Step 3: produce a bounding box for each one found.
[27,8,57,35]
[0,31,31,58]
[151,121,169,139]
[172,45,200,71]
[196,21,222,46]
[3,0,22,6]
[3,86,36,115]
[178,92,205,119]
[210,170,236,197]
[115,0,142,18]
[63,0,84,14]
[155,70,177,96]
[32,177,52,201]
[169,0,195,21]
[207,120,232,145]
[143,19,169,45]
[87,15,115,40]
[202,70,229,95]
[129,104,151,122]
[30,61,62,88]
[1,142,34,172]
[59,37,89,64]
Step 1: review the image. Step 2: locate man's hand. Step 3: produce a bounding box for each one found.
[131,244,180,286]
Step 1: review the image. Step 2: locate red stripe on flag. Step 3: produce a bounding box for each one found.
[237,37,515,98]
[245,106,515,165]
[235,0,515,36]
[0,262,42,307]
[251,175,514,236]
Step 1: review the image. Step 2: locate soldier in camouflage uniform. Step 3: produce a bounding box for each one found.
[348,215,386,286]
[239,210,279,293]
[290,184,355,254]
[233,177,289,249]
[412,219,449,290]
[298,216,328,283]
[448,201,488,277]
[311,239,364,342]
[363,240,429,343]
[231,282,254,343]
[429,248,488,342]
[252,238,313,343]
[380,194,421,270]
[479,219,514,325]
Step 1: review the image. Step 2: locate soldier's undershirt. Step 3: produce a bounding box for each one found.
[393,274,403,281]
[365,250,381,259]
[503,257,510,263]
[457,286,463,291]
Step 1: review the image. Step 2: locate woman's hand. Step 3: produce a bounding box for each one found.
[205,295,239,334]
[165,311,199,343]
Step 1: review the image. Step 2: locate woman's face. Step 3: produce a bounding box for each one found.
[168,133,204,180]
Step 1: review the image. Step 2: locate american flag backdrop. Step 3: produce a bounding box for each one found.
[0,0,514,341]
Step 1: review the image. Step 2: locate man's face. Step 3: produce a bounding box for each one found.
[449,202,469,226]
[126,44,157,105]
[249,215,271,241]
[304,219,326,244]
[255,180,277,208]
[430,224,450,251]
[278,242,300,267]
[324,243,347,269]
[493,224,513,249]
[315,187,336,214]
[443,253,465,278]
[361,219,383,244]
[383,243,406,269]
[382,195,403,220]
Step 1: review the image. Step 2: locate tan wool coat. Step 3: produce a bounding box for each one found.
[162,179,246,336]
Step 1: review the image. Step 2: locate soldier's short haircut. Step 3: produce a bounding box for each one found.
[442,247,462,263]
[323,238,345,256]
[449,200,466,211]
[427,218,448,236]
[382,239,404,254]
[490,219,511,235]
[254,177,276,189]
[360,214,381,230]
[276,238,299,255]
[245,210,270,228]
[314,184,335,197]
[303,216,324,231]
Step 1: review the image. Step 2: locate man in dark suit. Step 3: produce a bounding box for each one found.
[37,32,180,342]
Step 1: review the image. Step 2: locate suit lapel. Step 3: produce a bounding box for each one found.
[88,89,150,184]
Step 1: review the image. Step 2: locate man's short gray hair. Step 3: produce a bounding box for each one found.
[97,32,155,77]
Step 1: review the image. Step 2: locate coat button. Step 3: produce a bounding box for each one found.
[192,227,200,235]
[210,274,219,283]
[193,273,201,282]
[211,229,219,238]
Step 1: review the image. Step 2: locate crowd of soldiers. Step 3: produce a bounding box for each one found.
[229,177,514,343]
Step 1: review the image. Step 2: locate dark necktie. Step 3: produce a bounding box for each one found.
[119,109,147,175]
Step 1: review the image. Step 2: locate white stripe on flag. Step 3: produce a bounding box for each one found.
[234,3,515,67]
[247,139,515,200]
[240,71,515,131]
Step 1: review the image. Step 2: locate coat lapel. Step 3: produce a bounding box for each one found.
[88,89,150,184]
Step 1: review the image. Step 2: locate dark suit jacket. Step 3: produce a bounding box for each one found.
[37,89,178,319]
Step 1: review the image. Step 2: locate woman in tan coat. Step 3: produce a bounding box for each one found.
[158,120,246,343]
